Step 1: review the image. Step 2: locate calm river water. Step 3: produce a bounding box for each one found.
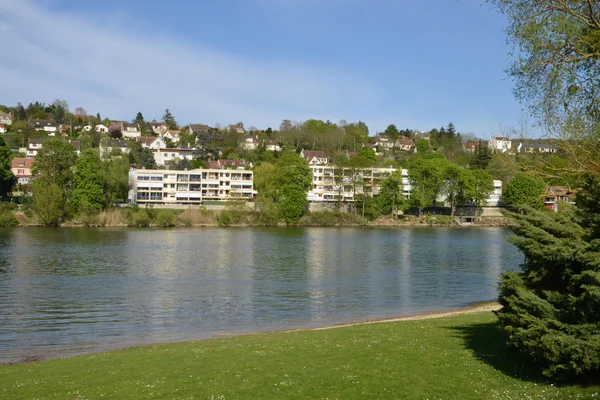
[0,227,521,362]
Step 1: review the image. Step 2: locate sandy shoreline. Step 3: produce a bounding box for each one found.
[2,303,501,365]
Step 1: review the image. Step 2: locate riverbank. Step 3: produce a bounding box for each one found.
[10,207,511,228]
[1,306,596,399]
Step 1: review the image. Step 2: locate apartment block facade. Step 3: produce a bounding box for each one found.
[307,166,411,202]
[129,168,254,205]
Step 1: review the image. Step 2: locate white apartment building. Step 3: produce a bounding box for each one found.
[307,165,410,202]
[129,168,254,205]
[489,136,511,153]
[488,180,503,206]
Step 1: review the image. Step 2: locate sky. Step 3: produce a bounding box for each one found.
[0,0,525,137]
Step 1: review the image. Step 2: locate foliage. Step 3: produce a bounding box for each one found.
[32,182,64,226]
[0,136,15,198]
[497,200,600,381]
[70,149,105,215]
[31,139,78,189]
[357,146,376,162]
[103,157,130,205]
[378,170,406,215]
[155,210,176,227]
[274,153,313,224]
[502,173,546,209]
[415,139,430,153]
[442,164,475,217]
[298,210,366,226]
[0,203,18,227]
[409,157,448,217]
[470,169,496,207]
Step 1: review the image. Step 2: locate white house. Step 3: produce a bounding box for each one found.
[122,123,142,139]
[33,120,58,135]
[0,125,7,134]
[161,130,181,144]
[0,112,12,125]
[265,140,281,152]
[148,122,168,135]
[83,124,109,134]
[242,135,258,150]
[300,150,328,165]
[153,148,195,166]
[489,136,511,153]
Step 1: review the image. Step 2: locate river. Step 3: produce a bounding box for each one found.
[0,227,521,363]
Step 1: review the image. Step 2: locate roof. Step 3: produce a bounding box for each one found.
[464,142,479,149]
[148,122,167,127]
[109,141,129,148]
[164,130,180,137]
[123,123,140,130]
[69,140,81,151]
[398,137,415,146]
[11,158,33,169]
[493,136,510,141]
[139,136,158,145]
[28,138,45,144]
[33,119,57,127]
[189,124,212,133]
[301,150,327,159]
[546,186,575,196]
[0,112,12,119]
[208,159,245,169]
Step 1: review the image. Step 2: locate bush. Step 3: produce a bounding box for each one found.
[155,210,176,227]
[0,203,18,227]
[298,211,366,226]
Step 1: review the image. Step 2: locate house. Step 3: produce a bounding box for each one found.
[488,136,511,153]
[128,168,254,205]
[0,125,6,134]
[544,186,575,211]
[396,137,415,151]
[82,124,109,134]
[11,158,33,185]
[26,138,44,158]
[374,134,394,150]
[189,124,212,135]
[148,122,168,135]
[0,112,12,125]
[139,136,168,150]
[99,141,130,158]
[161,130,181,143]
[32,120,58,135]
[265,140,281,152]
[515,141,558,154]
[242,135,258,150]
[122,123,142,139]
[26,138,81,158]
[300,150,329,165]
[413,131,430,141]
[227,123,245,134]
[463,142,479,154]
[153,148,195,166]
[208,159,246,170]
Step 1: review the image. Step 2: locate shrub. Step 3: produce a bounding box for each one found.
[0,203,18,227]
[155,210,176,227]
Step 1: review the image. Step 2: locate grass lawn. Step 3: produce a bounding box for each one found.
[1,312,598,399]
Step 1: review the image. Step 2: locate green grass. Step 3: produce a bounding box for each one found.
[1,312,598,399]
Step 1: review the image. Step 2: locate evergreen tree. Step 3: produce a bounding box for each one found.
[497,176,600,381]
[134,112,145,126]
[162,109,178,130]
[446,122,456,138]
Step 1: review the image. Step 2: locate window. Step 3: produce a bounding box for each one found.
[17,169,24,175]
[138,175,150,181]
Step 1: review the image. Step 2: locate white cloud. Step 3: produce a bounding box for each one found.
[0,0,383,128]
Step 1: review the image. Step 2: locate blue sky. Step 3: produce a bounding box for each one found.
[0,0,525,138]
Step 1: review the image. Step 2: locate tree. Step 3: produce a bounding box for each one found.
[415,139,430,153]
[409,156,448,217]
[378,170,406,215]
[162,109,178,130]
[357,146,376,163]
[32,182,64,226]
[470,169,495,207]
[502,173,546,209]
[32,139,78,190]
[446,122,456,139]
[497,176,600,381]
[134,112,145,126]
[70,149,105,215]
[274,152,312,224]
[103,157,129,205]
[384,124,400,152]
[0,137,15,198]
[442,164,474,217]
[51,99,69,124]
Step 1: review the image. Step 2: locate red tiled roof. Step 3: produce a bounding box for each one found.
[11,158,33,169]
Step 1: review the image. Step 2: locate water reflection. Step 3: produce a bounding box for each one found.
[0,227,521,362]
